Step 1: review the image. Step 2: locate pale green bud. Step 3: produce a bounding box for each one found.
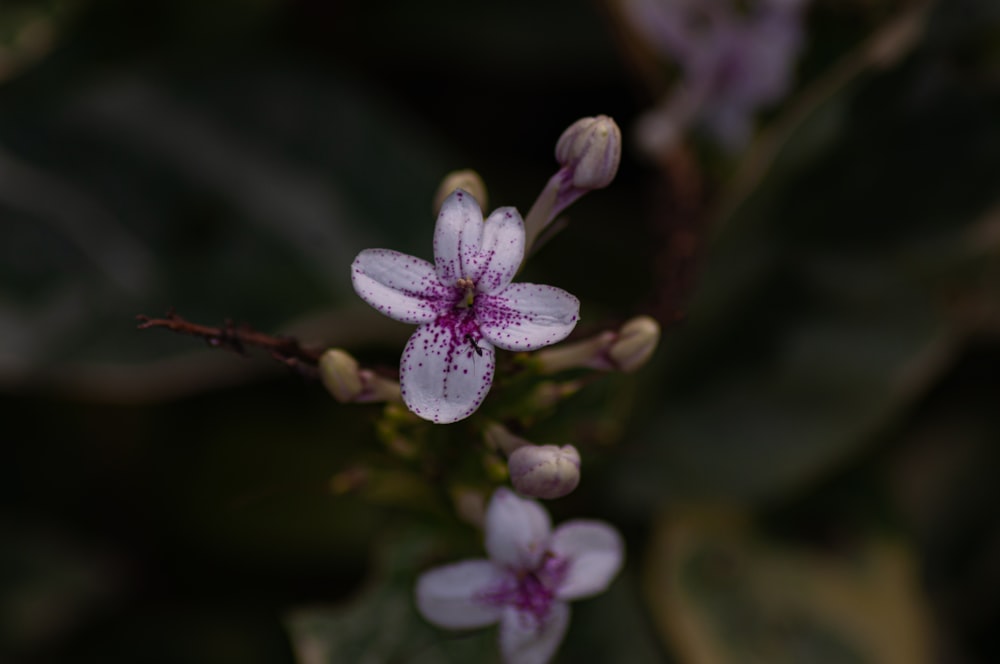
[608,315,661,373]
[319,349,363,402]
[319,348,401,404]
[433,169,488,214]
[508,444,581,500]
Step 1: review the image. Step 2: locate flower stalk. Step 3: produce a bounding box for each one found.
[522,115,622,258]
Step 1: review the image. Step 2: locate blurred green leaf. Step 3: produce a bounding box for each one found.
[0,57,448,389]
[617,0,1000,504]
[644,509,931,664]
[286,527,499,664]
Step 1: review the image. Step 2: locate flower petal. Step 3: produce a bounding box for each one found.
[433,189,485,287]
[484,488,552,571]
[351,249,447,324]
[415,560,506,629]
[498,602,570,664]
[549,521,624,601]
[473,206,525,295]
[433,191,526,294]
[399,318,495,424]
[477,284,580,351]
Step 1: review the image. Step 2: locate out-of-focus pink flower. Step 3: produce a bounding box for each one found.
[415,488,624,664]
[626,0,810,151]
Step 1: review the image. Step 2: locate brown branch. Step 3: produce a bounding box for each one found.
[136,309,324,374]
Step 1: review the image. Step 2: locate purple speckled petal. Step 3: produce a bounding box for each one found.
[434,189,484,287]
[498,601,570,664]
[484,488,552,571]
[550,521,624,601]
[399,318,496,424]
[473,206,525,295]
[477,284,580,351]
[415,560,507,629]
[351,249,448,324]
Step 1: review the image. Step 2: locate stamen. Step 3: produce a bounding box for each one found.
[455,277,476,308]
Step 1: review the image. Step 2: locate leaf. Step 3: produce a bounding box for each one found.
[644,509,932,664]
[0,56,447,396]
[616,0,1000,504]
[285,527,499,664]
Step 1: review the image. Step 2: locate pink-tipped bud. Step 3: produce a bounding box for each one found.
[522,116,622,257]
[609,315,661,373]
[555,115,622,190]
[508,444,581,500]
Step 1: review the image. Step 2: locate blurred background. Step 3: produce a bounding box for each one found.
[2,0,999,662]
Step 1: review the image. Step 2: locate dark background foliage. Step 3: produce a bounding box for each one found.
[2,0,999,662]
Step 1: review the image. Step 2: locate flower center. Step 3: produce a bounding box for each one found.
[477,553,570,624]
[455,277,476,309]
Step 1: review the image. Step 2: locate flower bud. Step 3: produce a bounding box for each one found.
[319,348,363,402]
[608,315,661,373]
[433,170,488,214]
[508,444,581,500]
[555,115,622,190]
[319,348,401,404]
[533,316,661,374]
[523,116,622,256]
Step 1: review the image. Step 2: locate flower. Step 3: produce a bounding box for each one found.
[351,189,580,423]
[415,488,624,664]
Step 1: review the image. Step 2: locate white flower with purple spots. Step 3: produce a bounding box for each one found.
[415,488,624,664]
[351,189,580,423]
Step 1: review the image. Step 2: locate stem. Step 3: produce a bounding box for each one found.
[136,309,323,372]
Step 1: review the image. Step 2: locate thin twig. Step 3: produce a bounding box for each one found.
[136,309,324,370]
